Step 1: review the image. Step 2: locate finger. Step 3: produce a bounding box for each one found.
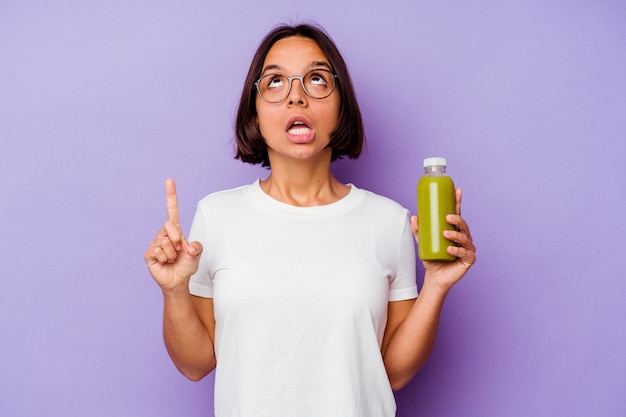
[145,245,169,265]
[447,244,477,267]
[153,246,170,264]
[447,213,473,238]
[155,220,178,237]
[165,178,180,225]
[186,241,203,258]
[443,228,474,251]
[455,188,463,216]
[146,237,177,263]
[155,237,178,261]
[408,215,420,244]
[162,220,183,250]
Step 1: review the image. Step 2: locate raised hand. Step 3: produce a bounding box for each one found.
[411,188,477,290]
[144,179,203,293]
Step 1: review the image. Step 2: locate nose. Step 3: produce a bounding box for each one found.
[287,77,307,105]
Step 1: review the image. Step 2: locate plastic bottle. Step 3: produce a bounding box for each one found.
[417,157,457,261]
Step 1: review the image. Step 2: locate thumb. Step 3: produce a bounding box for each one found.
[410,215,419,241]
[186,241,203,257]
[175,240,203,280]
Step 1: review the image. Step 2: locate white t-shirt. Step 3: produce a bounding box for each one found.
[188,180,417,417]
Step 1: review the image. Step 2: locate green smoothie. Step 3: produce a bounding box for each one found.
[417,172,456,261]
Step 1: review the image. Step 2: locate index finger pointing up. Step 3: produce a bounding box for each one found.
[165,178,180,224]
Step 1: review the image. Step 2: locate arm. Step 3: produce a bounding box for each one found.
[144,179,216,381]
[382,189,477,390]
[381,282,448,390]
[162,291,216,381]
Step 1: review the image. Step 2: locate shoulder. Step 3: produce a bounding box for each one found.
[354,186,409,218]
[189,182,257,237]
[196,182,254,210]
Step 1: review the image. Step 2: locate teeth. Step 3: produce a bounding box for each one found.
[288,127,311,135]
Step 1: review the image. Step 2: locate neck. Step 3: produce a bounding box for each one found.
[260,154,349,207]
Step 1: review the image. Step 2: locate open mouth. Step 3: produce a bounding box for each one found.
[288,120,312,135]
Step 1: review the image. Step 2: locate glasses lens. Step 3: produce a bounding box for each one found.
[303,70,335,99]
[258,74,289,102]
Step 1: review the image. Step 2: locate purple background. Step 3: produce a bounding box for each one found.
[1,1,625,416]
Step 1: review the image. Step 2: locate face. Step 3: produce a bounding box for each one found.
[255,36,340,165]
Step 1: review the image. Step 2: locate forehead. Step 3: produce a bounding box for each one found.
[262,36,329,71]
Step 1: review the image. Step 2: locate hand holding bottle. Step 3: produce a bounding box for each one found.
[414,188,476,288]
[415,158,476,290]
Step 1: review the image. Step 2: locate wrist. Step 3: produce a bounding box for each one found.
[161,282,192,301]
[421,274,452,299]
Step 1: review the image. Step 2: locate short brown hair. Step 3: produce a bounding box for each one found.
[234,23,365,167]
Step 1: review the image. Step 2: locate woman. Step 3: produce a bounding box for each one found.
[145,23,476,417]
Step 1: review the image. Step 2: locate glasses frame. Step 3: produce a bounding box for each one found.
[254,69,338,103]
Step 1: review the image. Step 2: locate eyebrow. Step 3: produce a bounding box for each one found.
[261,61,332,75]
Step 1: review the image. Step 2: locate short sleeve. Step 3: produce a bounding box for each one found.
[188,203,214,298]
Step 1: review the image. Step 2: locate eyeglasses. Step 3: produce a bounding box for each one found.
[254,69,338,103]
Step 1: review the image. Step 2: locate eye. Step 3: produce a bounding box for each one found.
[307,71,330,86]
[265,74,285,89]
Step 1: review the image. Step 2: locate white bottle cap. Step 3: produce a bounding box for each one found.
[423,157,447,167]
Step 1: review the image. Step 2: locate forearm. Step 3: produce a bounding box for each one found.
[162,288,216,381]
[383,277,449,390]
